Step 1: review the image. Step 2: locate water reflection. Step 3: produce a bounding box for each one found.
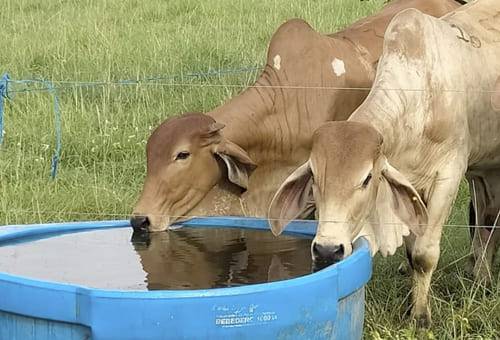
[0,227,313,290]
[131,228,313,289]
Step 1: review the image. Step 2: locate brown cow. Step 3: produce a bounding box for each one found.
[131,0,461,232]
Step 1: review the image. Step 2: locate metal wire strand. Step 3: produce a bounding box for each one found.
[2,209,495,229]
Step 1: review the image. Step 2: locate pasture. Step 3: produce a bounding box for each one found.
[0,0,498,338]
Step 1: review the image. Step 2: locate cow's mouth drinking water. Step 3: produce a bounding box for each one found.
[311,242,347,272]
[130,215,150,232]
[130,214,189,233]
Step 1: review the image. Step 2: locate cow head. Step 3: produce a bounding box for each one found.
[268,121,428,268]
[131,113,256,232]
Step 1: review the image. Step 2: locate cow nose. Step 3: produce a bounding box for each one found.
[130,215,150,232]
[312,242,345,265]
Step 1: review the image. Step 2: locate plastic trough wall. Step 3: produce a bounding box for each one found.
[0,217,372,340]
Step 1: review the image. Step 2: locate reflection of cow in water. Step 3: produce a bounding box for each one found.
[131,229,312,290]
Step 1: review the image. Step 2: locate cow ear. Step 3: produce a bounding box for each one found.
[200,122,225,145]
[214,140,256,190]
[373,162,428,257]
[206,122,225,134]
[491,77,500,111]
[268,161,315,236]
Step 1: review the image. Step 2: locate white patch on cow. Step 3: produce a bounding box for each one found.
[273,54,281,70]
[331,58,346,77]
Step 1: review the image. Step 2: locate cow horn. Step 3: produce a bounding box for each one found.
[206,122,225,134]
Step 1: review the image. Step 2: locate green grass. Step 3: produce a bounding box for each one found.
[0,0,498,338]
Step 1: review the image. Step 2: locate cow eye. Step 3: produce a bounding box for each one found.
[175,151,191,160]
[362,173,372,188]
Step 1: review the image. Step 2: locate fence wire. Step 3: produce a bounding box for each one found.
[1,209,497,230]
[1,66,499,232]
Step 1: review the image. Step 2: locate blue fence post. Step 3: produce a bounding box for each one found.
[0,73,10,146]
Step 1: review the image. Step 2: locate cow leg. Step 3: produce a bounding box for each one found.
[467,171,500,285]
[472,226,500,284]
[469,200,476,239]
[409,164,466,327]
[398,235,415,276]
[465,200,476,274]
[466,175,483,275]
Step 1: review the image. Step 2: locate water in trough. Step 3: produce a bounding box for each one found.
[0,228,313,290]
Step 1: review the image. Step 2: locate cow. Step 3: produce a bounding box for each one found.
[466,75,500,284]
[130,0,461,233]
[268,0,500,326]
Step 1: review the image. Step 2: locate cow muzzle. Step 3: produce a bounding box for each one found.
[311,238,353,272]
[130,215,150,232]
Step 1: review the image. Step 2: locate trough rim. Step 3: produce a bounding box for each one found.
[0,217,371,300]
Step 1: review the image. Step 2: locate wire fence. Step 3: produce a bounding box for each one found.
[0,209,494,230]
[1,65,499,231]
[0,66,263,178]
[2,64,499,175]
[4,66,263,95]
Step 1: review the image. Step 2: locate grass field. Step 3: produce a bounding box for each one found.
[0,0,498,338]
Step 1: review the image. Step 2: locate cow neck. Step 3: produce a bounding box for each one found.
[185,179,246,218]
[349,81,409,156]
[207,71,275,163]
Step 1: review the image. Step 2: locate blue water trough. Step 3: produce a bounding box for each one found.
[0,217,372,339]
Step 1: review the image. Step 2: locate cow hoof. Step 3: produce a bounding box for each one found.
[411,307,431,329]
[473,275,493,294]
[473,265,493,288]
[398,261,411,275]
[464,255,474,276]
[474,275,492,288]
[415,314,431,329]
